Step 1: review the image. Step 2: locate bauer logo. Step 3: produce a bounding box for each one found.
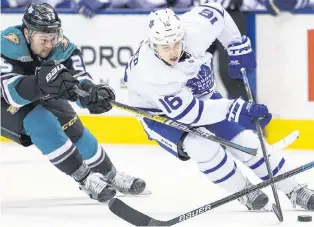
[308,30,314,101]
[46,64,66,82]
[178,205,211,222]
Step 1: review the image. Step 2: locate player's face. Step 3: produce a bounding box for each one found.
[156,41,183,65]
[30,31,59,58]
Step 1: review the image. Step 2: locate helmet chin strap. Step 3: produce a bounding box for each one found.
[24,29,33,44]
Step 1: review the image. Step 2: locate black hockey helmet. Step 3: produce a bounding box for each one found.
[22,3,61,33]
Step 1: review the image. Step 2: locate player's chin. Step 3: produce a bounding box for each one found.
[40,50,52,58]
[168,57,179,65]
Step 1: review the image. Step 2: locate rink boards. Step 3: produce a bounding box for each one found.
[1,10,313,149]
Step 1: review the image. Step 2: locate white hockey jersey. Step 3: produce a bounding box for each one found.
[125,3,242,126]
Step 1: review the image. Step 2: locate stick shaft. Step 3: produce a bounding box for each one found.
[74,86,257,155]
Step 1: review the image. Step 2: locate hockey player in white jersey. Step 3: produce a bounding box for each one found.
[124,3,314,211]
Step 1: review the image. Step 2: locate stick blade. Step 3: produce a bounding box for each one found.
[272,204,284,222]
[108,198,153,226]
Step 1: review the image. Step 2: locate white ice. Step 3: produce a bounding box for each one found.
[1,143,314,227]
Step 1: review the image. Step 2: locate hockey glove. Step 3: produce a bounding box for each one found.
[226,98,272,130]
[227,36,256,79]
[37,60,79,101]
[79,84,115,114]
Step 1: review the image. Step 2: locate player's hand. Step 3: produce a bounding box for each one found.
[79,84,115,114]
[71,0,110,18]
[37,60,79,101]
[226,98,272,130]
[259,0,297,15]
[227,36,256,79]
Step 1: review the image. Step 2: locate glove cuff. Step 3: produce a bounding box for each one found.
[227,36,252,56]
[228,98,245,122]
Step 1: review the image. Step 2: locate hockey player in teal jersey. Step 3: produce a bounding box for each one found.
[0,3,146,202]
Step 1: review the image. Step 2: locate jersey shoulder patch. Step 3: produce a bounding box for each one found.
[2,33,19,44]
[49,36,75,62]
[1,26,32,62]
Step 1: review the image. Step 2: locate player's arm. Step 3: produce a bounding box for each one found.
[204,3,242,48]
[0,55,40,107]
[149,83,232,126]
[203,3,256,79]
[1,53,84,106]
[181,3,241,56]
[214,4,256,79]
[63,48,115,114]
[188,3,255,80]
[150,84,271,129]
[190,2,245,49]
[62,48,93,89]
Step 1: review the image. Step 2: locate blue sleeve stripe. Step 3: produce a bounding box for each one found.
[172,97,196,121]
[192,100,204,124]
[199,5,224,17]
[3,75,30,106]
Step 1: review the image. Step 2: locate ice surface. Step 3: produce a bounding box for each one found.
[1,143,313,227]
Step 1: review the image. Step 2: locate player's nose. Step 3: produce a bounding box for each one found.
[45,41,54,49]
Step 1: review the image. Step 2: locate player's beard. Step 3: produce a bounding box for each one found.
[39,48,53,58]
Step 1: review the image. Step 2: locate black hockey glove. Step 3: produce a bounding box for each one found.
[37,60,79,102]
[79,84,115,114]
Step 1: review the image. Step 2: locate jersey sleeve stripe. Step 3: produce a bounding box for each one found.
[73,71,94,83]
[0,74,14,104]
[192,99,204,124]
[172,97,197,121]
[1,74,30,107]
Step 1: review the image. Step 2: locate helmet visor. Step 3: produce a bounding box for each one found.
[31,30,62,47]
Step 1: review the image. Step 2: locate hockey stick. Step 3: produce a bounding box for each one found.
[108,160,314,226]
[73,86,257,156]
[1,126,20,137]
[271,130,299,153]
[241,68,283,222]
